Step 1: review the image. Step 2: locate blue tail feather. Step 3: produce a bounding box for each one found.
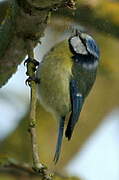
[53,116,65,163]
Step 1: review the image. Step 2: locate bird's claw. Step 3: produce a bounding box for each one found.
[25,76,40,86]
[24,57,39,68]
[25,77,31,86]
[24,57,40,86]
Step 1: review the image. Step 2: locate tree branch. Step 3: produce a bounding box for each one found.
[0,0,9,22]
[0,157,52,178]
[0,0,75,88]
[57,1,119,39]
[0,157,82,179]
[24,39,52,179]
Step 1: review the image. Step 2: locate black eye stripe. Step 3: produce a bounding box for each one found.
[76,35,90,54]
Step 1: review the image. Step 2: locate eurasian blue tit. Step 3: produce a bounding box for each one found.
[36,30,100,163]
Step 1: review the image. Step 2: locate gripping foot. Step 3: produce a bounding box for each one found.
[24,57,39,75]
[24,57,39,67]
[25,76,40,86]
[24,57,40,86]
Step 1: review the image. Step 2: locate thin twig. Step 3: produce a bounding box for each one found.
[0,158,41,177]
[26,40,41,167]
[25,40,52,180]
[0,158,53,180]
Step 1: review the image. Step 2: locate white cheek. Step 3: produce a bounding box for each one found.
[82,60,98,70]
[70,36,88,55]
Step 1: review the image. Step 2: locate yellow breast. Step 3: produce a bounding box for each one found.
[37,40,73,117]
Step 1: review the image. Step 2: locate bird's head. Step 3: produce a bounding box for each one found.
[69,30,100,60]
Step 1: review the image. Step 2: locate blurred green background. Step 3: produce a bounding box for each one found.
[0,0,119,179]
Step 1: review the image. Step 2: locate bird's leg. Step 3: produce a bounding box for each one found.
[25,40,51,179]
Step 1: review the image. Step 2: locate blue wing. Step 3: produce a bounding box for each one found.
[65,79,84,140]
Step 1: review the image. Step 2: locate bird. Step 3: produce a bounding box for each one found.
[36,30,100,163]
